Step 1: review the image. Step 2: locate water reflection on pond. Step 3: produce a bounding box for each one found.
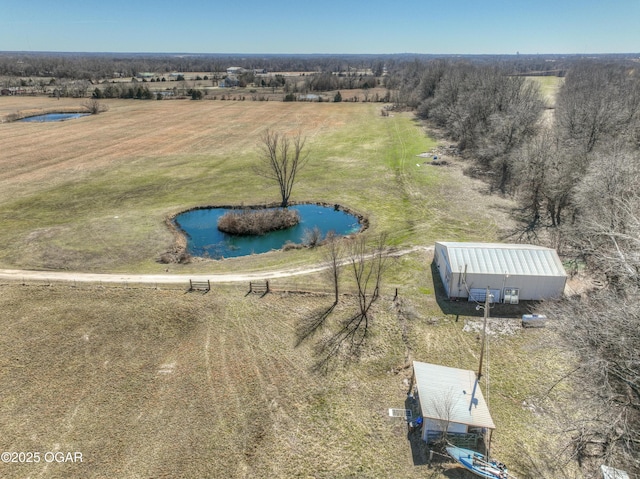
[175,204,362,259]
[19,113,91,122]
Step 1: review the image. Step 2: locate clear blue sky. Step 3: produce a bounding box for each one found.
[2,0,639,54]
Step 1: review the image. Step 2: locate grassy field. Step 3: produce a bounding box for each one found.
[0,97,575,478]
[0,97,508,274]
[525,76,564,109]
[0,277,573,478]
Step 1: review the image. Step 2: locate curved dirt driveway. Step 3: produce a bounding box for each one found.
[0,246,432,285]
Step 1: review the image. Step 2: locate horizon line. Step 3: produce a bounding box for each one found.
[2,50,640,57]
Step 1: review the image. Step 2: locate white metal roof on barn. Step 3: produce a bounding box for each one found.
[436,242,566,277]
[413,361,495,430]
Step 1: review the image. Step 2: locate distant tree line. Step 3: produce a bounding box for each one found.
[3,51,635,83]
[299,72,379,92]
[0,52,388,81]
[398,58,640,476]
[92,84,155,100]
[398,60,544,192]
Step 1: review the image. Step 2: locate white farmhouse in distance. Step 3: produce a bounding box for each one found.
[226,67,244,76]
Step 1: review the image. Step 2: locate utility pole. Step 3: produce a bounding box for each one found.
[477,286,490,380]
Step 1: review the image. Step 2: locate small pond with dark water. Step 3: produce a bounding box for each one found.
[174,204,363,259]
[19,113,91,122]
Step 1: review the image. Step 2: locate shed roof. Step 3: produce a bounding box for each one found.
[436,242,566,277]
[600,465,630,479]
[413,361,495,430]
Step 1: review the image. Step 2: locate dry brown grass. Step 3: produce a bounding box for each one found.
[0,97,352,199]
[0,252,576,479]
[0,282,411,478]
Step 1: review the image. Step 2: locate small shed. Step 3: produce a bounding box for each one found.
[411,361,495,445]
[434,241,567,303]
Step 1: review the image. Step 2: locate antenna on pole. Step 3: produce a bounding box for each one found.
[477,286,490,380]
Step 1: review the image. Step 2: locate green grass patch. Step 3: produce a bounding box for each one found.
[0,103,507,272]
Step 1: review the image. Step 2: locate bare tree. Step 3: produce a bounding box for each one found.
[345,232,390,340]
[323,231,345,304]
[255,129,309,207]
[310,233,390,373]
[571,142,640,286]
[83,98,108,115]
[294,231,344,349]
[512,127,555,235]
[512,129,579,231]
[555,62,640,155]
[541,290,640,475]
[428,388,460,442]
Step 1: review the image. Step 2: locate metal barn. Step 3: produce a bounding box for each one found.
[434,242,567,303]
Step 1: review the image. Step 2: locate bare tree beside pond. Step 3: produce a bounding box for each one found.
[301,233,391,374]
[348,233,389,321]
[83,98,108,114]
[255,129,309,208]
[323,231,345,305]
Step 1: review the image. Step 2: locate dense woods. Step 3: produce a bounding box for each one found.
[396,58,640,475]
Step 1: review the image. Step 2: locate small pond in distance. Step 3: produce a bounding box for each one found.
[19,113,91,122]
[175,204,362,259]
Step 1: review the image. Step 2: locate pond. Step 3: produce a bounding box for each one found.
[19,113,91,122]
[174,204,363,259]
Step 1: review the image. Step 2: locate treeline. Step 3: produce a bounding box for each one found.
[537,62,640,476]
[299,72,379,92]
[398,60,545,193]
[0,52,390,80]
[3,51,636,81]
[399,58,640,475]
[92,84,155,100]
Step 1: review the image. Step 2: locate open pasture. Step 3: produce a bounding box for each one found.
[0,97,506,273]
[0,272,573,479]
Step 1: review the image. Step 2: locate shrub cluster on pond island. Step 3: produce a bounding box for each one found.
[217,208,300,236]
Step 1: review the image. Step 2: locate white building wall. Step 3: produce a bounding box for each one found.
[444,272,566,301]
[422,418,468,441]
[434,243,453,296]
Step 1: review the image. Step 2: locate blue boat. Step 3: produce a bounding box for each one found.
[446,446,514,479]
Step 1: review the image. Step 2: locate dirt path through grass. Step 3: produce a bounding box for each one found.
[0,245,432,284]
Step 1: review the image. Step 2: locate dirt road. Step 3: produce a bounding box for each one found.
[0,245,431,285]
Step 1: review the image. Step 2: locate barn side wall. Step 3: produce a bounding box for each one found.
[434,243,453,297]
[456,273,566,301]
